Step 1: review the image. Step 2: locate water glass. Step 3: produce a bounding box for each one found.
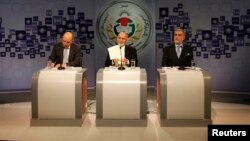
[191,60,195,70]
[130,59,136,68]
[47,60,53,69]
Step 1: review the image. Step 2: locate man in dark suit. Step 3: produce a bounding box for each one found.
[162,28,193,67]
[48,31,81,67]
[105,31,138,67]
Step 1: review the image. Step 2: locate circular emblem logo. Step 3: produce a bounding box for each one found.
[96,0,153,51]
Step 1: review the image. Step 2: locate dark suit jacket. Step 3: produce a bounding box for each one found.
[161,43,193,67]
[48,42,81,67]
[105,45,138,67]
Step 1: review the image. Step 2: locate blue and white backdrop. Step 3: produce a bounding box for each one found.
[0,0,249,93]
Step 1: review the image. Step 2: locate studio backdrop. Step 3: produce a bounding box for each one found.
[0,0,249,94]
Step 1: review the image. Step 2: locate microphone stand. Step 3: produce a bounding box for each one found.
[58,64,65,70]
[118,46,125,70]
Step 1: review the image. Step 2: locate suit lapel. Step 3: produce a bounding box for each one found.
[125,45,129,58]
[180,45,188,59]
[171,45,178,59]
[68,45,73,61]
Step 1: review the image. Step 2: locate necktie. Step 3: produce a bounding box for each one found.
[177,46,181,58]
[63,48,69,64]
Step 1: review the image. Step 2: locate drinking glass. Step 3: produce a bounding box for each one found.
[130,59,136,68]
[47,60,53,69]
[191,60,195,70]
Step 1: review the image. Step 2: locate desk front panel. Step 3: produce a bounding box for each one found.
[166,69,204,119]
[157,68,211,120]
[32,68,86,120]
[96,68,147,120]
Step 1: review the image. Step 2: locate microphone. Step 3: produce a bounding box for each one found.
[118,45,125,70]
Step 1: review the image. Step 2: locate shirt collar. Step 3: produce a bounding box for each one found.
[64,46,71,49]
[175,44,183,48]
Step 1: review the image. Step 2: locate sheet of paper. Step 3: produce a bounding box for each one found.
[108,45,120,59]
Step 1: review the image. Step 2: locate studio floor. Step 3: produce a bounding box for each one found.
[0,88,249,141]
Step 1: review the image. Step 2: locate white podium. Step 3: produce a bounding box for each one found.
[30,67,87,126]
[157,67,212,126]
[96,67,147,126]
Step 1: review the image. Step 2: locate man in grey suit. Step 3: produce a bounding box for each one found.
[162,28,193,67]
[48,32,81,68]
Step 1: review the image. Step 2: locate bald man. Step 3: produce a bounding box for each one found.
[48,32,81,67]
[105,31,138,67]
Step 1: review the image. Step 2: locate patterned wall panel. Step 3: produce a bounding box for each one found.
[0,7,94,60]
[156,3,250,59]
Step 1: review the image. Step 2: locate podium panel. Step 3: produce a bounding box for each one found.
[96,67,147,126]
[102,69,140,119]
[157,67,212,126]
[167,70,204,119]
[30,67,87,126]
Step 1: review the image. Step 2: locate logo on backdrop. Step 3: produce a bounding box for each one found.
[96,0,153,51]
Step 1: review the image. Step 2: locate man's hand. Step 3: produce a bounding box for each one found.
[113,58,119,65]
[112,58,128,66]
[121,58,128,64]
[54,64,67,68]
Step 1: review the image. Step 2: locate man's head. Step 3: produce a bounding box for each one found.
[117,31,128,47]
[61,32,74,48]
[173,28,186,45]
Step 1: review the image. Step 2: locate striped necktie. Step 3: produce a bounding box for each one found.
[177,46,182,58]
